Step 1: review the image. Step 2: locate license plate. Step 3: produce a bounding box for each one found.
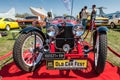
[44,53,64,60]
[46,60,87,69]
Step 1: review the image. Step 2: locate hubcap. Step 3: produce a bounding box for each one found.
[22,35,43,66]
[111,23,114,28]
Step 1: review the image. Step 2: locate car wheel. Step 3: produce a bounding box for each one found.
[6,25,10,31]
[94,31,107,74]
[110,22,116,28]
[13,31,44,72]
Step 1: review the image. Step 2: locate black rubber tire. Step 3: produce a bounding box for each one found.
[13,31,44,72]
[110,22,116,28]
[93,31,97,51]
[94,31,107,74]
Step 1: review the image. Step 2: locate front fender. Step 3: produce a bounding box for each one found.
[97,26,108,33]
[20,27,46,39]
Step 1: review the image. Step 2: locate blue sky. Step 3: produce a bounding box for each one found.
[0,0,120,16]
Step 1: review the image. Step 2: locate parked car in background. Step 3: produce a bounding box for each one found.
[108,14,120,28]
[87,16,109,27]
[17,16,46,29]
[0,18,19,31]
[77,13,109,28]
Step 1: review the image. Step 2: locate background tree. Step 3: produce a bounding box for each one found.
[15,13,32,18]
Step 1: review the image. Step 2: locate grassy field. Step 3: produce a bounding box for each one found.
[0,28,120,67]
[107,28,120,66]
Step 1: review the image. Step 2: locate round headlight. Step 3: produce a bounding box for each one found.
[73,25,84,37]
[47,25,58,37]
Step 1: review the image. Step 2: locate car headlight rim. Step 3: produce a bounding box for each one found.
[72,25,84,37]
[47,25,59,37]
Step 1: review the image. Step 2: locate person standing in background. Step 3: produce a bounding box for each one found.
[45,12,52,28]
[81,6,89,30]
[90,5,97,29]
[91,5,97,20]
[79,8,84,23]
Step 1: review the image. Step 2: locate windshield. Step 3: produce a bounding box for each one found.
[54,16,64,20]
[64,16,76,20]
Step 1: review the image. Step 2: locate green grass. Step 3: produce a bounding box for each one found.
[107,28,120,67]
[0,30,16,68]
[0,28,120,68]
[0,31,15,56]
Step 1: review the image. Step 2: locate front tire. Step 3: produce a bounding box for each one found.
[94,31,107,74]
[13,31,44,72]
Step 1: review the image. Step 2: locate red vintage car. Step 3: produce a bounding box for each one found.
[13,15,108,74]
